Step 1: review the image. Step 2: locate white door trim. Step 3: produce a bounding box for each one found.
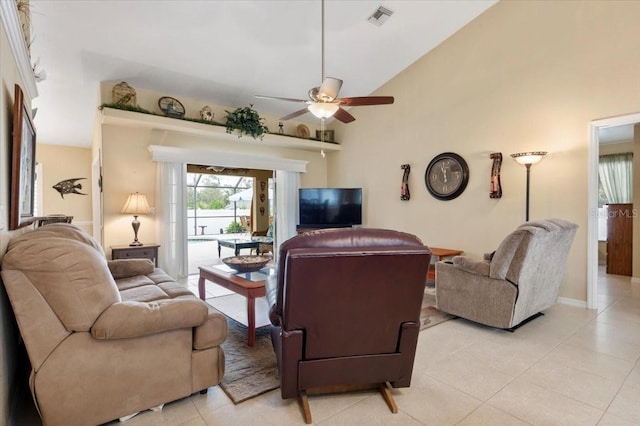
[587,112,640,309]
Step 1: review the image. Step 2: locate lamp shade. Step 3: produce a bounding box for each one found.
[511,151,547,166]
[121,193,151,215]
[308,102,340,119]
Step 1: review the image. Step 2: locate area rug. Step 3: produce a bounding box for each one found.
[218,318,279,404]
[420,286,455,330]
[211,287,453,404]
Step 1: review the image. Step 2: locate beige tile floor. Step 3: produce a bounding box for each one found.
[18,266,640,426]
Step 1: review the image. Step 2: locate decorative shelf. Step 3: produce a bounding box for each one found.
[100,107,341,153]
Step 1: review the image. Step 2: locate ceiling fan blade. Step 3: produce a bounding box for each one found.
[333,107,356,123]
[280,108,310,121]
[255,95,308,103]
[337,96,395,106]
[318,77,343,100]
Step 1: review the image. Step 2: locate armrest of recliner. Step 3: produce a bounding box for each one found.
[107,258,155,279]
[448,255,491,276]
[91,299,208,340]
[265,274,281,326]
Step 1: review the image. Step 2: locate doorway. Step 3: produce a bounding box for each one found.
[185,165,274,275]
[588,113,640,309]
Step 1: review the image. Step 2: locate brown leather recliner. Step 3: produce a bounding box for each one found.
[265,228,431,423]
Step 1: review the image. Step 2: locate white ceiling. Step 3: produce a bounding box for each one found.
[599,124,635,144]
[29,0,497,147]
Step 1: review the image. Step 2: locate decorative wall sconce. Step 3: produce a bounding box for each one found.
[121,192,151,246]
[490,153,502,199]
[401,164,411,201]
[511,151,548,221]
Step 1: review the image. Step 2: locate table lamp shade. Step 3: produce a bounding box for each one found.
[122,193,150,246]
[122,193,151,215]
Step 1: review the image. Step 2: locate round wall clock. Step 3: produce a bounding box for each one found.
[425,152,469,200]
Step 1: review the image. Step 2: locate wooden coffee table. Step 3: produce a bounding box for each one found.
[198,265,267,346]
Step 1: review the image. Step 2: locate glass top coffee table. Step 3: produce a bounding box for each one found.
[217,238,260,257]
[217,237,273,257]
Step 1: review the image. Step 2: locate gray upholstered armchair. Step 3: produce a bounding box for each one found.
[436,219,578,330]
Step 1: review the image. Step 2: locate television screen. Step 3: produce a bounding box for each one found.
[299,188,362,228]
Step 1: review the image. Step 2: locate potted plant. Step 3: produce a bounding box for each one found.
[224,104,269,140]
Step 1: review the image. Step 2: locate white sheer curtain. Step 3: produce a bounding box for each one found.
[599,153,633,203]
[274,170,300,257]
[155,162,188,280]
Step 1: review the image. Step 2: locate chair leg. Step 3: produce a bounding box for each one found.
[379,382,398,414]
[298,391,312,424]
[506,312,544,332]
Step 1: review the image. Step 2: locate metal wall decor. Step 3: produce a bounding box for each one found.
[490,153,503,198]
[401,164,411,201]
[53,178,87,198]
[158,96,185,118]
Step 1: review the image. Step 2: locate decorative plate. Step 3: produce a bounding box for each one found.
[158,96,185,118]
[296,124,310,138]
[222,255,270,273]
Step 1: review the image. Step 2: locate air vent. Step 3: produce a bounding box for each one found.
[367,5,393,26]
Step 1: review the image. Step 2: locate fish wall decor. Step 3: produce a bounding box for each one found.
[53,178,87,199]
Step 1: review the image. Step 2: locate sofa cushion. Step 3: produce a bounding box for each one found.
[91,299,208,339]
[107,259,155,279]
[120,285,170,302]
[2,227,120,332]
[115,275,156,292]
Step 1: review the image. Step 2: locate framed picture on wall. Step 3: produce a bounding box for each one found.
[10,84,37,230]
[315,130,334,142]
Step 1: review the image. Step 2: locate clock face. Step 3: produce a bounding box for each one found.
[425,152,469,200]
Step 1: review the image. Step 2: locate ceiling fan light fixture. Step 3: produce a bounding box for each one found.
[308,102,339,119]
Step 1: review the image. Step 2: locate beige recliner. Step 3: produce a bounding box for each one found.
[1,224,227,426]
[436,219,578,330]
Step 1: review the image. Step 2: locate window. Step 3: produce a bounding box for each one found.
[186,172,252,235]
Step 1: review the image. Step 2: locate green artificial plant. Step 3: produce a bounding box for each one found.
[224,104,269,140]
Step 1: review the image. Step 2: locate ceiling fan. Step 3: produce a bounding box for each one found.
[256,0,394,124]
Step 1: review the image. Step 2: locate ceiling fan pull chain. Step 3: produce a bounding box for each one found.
[321,0,325,82]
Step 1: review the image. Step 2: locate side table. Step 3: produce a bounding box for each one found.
[428,247,463,283]
[111,244,160,266]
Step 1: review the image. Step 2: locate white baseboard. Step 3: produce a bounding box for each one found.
[557,297,588,309]
[631,277,640,284]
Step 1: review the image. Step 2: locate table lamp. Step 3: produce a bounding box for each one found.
[511,151,547,221]
[121,192,151,246]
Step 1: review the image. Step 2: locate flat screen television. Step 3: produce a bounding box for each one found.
[298,188,362,229]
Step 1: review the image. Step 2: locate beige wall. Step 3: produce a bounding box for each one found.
[329,0,640,304]
[98,85,330,254]
[36,144,93,234]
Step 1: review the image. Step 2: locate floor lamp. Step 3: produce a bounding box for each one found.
[122,192,151,246]
[511,152,547,221]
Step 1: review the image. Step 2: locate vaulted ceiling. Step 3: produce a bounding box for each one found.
[29,0,498,147]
